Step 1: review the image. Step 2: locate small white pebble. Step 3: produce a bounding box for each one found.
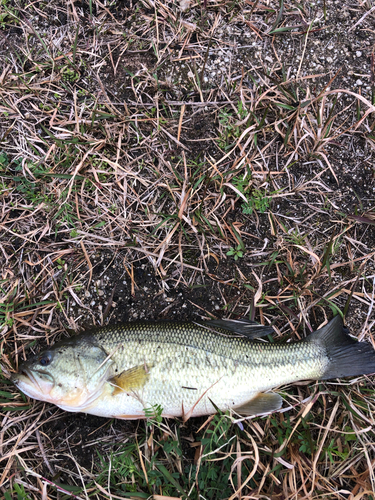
[356,79,363,86]
[179,0,190,10]
[356,51,362,57]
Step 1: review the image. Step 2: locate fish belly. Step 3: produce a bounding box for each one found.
[81,367,259,419]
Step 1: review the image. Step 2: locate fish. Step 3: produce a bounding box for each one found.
[10,316,375,420]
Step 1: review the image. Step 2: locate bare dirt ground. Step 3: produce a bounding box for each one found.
[1,0,375,498]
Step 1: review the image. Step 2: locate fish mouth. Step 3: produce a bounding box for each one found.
[12,367,55,401]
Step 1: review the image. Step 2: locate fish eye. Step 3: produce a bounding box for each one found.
[39,353,52,367]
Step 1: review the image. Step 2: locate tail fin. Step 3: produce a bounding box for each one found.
[309,316,375,380]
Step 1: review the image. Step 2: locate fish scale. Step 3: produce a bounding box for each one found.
[11,316,375,419]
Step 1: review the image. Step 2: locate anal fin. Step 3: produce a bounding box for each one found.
[234,392,282,416]
[109,364,151,396]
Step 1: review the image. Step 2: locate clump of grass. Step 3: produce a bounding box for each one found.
[226,244,244,260]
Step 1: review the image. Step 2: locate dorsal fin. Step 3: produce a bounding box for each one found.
[201,318,274,339]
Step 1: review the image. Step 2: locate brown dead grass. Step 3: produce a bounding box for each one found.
[1,0,375,498]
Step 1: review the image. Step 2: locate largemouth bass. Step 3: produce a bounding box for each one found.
[11,316,375,419]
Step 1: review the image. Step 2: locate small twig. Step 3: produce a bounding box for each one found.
[36,429,55,476]
[348,5,375,32]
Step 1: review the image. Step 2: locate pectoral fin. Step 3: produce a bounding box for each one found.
[109,364,151,396]
[235,392,282,416]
